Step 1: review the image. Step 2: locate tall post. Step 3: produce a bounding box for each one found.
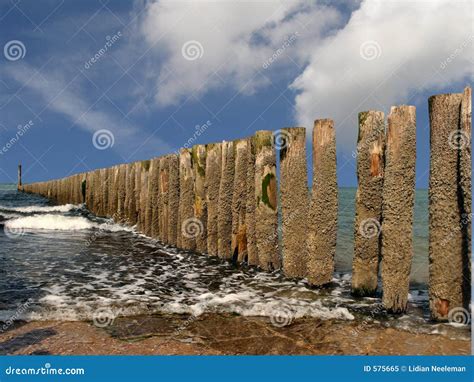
[307,119,338,286]
[168,154,180,247]
[254,130,280,270]
[159,156,170,244]
[245,136,258,266]
[279,127,309,278]
[17,164,22,189]
[351,111,385,296]
[231,138,249,263]
[381,106,416,313]
[193,145,208,253]
[217,141,234,259]
[205,143,222,256]
[178,149,196,251]
[429,87,471,320]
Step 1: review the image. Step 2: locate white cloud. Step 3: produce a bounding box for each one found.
[139,0,342,106]
[4,63,173,159]
[291,0,474,148]
[139,0,473,149]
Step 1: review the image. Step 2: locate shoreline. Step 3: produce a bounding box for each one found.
[0,313,470,356]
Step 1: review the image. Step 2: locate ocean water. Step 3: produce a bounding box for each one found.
[0,184,467,338]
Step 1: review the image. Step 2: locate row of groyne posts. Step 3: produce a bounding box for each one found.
[20,88,471,321]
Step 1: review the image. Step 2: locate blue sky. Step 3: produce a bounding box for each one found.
[0,0,472,187]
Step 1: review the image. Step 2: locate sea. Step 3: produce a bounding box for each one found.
[0,184,469,339]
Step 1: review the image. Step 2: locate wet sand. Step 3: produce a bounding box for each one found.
[0,313,469,355]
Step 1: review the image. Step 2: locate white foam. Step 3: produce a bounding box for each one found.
[0,203,82,213]
[4,214,133,232]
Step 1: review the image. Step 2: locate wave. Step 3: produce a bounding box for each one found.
[0,203,82,214]
[3,214,133,232]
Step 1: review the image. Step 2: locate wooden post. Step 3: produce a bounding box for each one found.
[254,130,280,270]
[116,164,127,222]
[125,163,136,224]
[138,160,150,233]
[17,164,22,189]
[307,119,338,286]
[351,111,385,296]
[159,156,170,244]
[205,143,222,256]
[168,154,180,246]
[150,158,161,239]
[381,106,416,313]
[218,141,234,259]
[231,138,249,263]
[144,160,157,237]
[193,145,208,253]
[245,136,258,266]
[178,149,196,251]
[429,88,471,320]
[279,127,309,278]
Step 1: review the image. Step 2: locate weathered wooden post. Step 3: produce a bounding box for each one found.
[218,141,234,259]
[144,159,157,237]
[255,130,280,270]
[178,149,196,251]
[117,164,128,222]
[307,119,338,286]
[279,127,309,278]
[381,106,416,313]
[138,160,150,233]
[107,166,119,219]
[168,154,180,246]
[193,145,207,253]
[245,136,258,266]
[150,158,161,238]
[429,87,471,320]
[351,111,385,296]
[205,143,222,256]
[17,164,22,189]
[231,138,249,263]
[100,168,109,217]
[159,156,170,243]
[125,163,136,224]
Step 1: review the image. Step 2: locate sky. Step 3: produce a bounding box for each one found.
[0,0,472,188]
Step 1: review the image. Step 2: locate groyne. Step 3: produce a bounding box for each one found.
[19,88,472,320]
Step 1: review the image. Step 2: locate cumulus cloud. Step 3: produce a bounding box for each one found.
[291,0,473,147]
[138,0,472,149]
[139,0,342,106]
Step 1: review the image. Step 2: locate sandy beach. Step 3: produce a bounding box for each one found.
[0,314,469,356]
